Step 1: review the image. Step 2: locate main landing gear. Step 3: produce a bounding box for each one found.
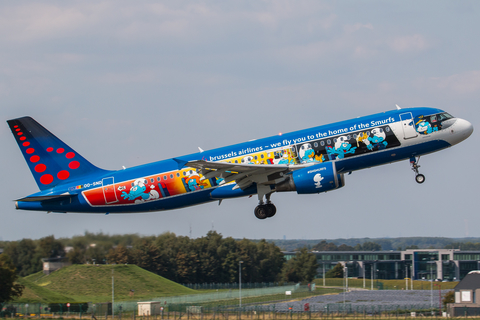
[254,202,276,219]
[254,185,277,219]
[410,157,425,184]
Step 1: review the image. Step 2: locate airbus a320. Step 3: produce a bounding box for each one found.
[7,106,473,219]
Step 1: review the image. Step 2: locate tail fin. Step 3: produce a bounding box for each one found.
[7,116,108,191]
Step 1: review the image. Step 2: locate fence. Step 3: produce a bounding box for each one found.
[1,284,318,317]
[181,283,294,290]
[1,304,446,319]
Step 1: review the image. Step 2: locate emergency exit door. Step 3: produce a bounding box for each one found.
[399,112,418,139]
[102,177,118,204]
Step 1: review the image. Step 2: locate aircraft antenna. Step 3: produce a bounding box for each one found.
[395,104,401,110]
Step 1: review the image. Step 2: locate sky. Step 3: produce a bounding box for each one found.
[1,0,480,242]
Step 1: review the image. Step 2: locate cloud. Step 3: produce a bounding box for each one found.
[0,3,104,43]
[344,23,374,34]
[389,34,428,53]
[428,70,480,94]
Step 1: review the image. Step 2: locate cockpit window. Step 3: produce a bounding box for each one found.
[414,112,455,135]
[437,113,453,121]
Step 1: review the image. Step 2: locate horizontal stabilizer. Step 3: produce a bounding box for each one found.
[16,194,77,202]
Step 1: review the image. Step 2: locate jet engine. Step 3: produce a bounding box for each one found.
[276,161,345,194]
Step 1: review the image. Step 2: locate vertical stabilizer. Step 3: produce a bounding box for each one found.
[7,116,108,191]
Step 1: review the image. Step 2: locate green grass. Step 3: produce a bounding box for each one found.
[314,278,458,290]
[200,287,342,308]
[13,278,73,303]
[20,264,196,303]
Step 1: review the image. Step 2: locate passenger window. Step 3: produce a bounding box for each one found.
[327,139,331,144]
[320,141,325,146]
[170,174,173,179]
[314,142,318,147]
[157,177,160,182]
[183,171,186,176]
[163,175,167,180]
[254,155,258,160]
[261,154,264,158]
[150,178,154,183]
[176,173,180,177]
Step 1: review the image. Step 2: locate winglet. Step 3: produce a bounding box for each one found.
[173,158,188,170]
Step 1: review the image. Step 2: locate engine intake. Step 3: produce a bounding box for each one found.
[276,162,345,194]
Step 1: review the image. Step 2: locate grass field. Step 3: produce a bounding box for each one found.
[313,278,457,290]
[20,264,196,303]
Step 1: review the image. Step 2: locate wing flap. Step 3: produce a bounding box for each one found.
[184,160,316,191]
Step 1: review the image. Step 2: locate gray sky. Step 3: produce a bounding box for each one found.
[1,0,479,241]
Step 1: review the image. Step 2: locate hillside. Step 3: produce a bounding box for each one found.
[14,277,73,303]
[22,264,196,303]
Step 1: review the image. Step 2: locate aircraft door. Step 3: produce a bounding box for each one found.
[400,112,418,139]
[102,177,118,204]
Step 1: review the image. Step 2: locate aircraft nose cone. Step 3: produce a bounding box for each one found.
[456,118,474,138]
[447,118,474,146]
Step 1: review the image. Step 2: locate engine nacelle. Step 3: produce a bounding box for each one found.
[276,162,345,194]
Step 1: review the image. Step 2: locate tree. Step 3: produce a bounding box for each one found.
[325,263,344,278]
[37,235,65,259]
[107,244,133,264]
[0,254,24,304]
[281,247,318,283]
[361,242,382,251]
[442,290,454,310]
[337,244,354,251]
[4,239,41,277]
[312,240,338,251]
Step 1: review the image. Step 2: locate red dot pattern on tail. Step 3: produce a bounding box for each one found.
[15,124,82,185]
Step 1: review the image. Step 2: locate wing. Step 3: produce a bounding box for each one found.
[183,160,315,190]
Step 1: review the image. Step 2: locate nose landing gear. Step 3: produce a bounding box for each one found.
[410,157,425,184]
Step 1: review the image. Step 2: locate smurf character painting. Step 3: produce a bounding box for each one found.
[326,136,357,159]
[313,173,324,188]
[416,116,438,135]
[121,179,159,203]
[367,128,388,150]
[278,152,291,164]
[299,143,315,163]
[185,171,208,191]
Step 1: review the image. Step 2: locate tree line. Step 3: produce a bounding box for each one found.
[272,237,480,251]
[1,231,318,285]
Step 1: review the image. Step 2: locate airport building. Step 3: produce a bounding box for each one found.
[284,249,480,281]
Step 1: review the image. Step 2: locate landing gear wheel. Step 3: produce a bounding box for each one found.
[415,174,425,184]
[265,203,276,217]
[254,205,268,219]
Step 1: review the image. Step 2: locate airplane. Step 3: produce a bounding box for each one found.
[7,106,473,219]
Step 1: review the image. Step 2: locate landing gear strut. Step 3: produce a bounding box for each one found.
[410,157,425,184]
[254,186,277,219]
